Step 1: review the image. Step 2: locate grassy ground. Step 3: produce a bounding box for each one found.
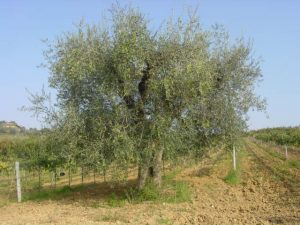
[223,147,247,185]
[0,165,191,208]
[1,139,299,224]
[16,168,191,207]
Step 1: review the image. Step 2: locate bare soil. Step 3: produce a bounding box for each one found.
[0,140,299,225]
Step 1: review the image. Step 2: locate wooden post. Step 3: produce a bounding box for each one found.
[38,166,41,192]
[233,146,237,171]
[81,167,84,185]
[51,172,54,188]
[93,169,96,184]
[15,161,22,203]
[68,167,71,187]
[54,169,57,189]
[163,159,165,176]
[285,146,288,160]
[103,168,106,182]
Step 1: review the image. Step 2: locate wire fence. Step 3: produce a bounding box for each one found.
[0,152,212,205]
[0,163,119,205]
[252,137,300,159]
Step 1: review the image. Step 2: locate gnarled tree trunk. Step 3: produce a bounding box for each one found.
[137,162,149,190]
[137,149,164,190]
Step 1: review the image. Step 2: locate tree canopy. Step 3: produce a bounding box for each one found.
[30,5,265,189]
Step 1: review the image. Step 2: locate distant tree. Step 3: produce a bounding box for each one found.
[29,5,265,189]
[0,138,13,162]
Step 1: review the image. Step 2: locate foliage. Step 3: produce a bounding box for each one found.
[25,4,265,188]
[250,127,300,147]
[0,161,9,172]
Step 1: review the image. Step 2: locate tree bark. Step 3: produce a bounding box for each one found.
[153,149,163,188]
[137,149,164,189]
[137,163,149,190]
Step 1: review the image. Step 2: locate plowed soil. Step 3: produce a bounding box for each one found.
[0,140,299,225]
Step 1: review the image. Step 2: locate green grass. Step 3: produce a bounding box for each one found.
[269,151,286,160]
[107,192,127,207]
[7,166,191,207]
[19,170,190,206]
[23,185,81,201]
[106,169,191,206]
[288,160,300,169]
[255,142,300,173]
[224,169,239,185]
[157,217,172,224]
[107,181,191,206]
[269,150,300,170]
[223,148,245,185]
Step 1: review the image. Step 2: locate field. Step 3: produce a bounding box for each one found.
[250,127,300,147]
[0,138,299,225]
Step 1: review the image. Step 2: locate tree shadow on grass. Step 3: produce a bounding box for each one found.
[23,171,192,208]
[23,178,137,205]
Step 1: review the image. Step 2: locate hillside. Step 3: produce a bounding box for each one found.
[0,121,25,134]
[0,121,39,135]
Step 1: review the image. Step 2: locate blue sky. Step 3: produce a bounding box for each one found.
[0,0,299,129]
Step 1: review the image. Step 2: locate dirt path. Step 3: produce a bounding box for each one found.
[0,140,299,225]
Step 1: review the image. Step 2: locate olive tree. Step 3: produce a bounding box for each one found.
[34,6,264,189]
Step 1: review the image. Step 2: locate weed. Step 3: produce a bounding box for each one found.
[268,151,285,160]
[163,168,181,181]
[107,192,126,207]
[96,214,128,223]
[138,183,160,201]
[157,217,172,224]
[106,170,191,206]
[288,160,300,169]
[223,146,245,185]
[165,180,191,203]
[224,169,239,185]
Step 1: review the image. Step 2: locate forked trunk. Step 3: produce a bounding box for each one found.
[137,149,164,190]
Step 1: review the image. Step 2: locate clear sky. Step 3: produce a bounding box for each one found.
[0,0,299,129]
